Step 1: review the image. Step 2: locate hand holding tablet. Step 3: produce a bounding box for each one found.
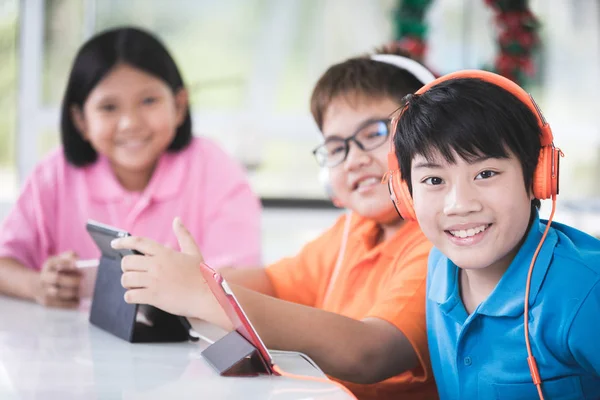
[85,219,190,342]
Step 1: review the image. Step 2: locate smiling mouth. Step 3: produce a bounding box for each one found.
[353,177,381,190]
[446,224,492,238]
[116,137,151,148]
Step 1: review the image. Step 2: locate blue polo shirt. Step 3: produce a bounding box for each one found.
[426,211,600,399]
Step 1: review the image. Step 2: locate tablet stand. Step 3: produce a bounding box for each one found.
[202,330,269,376]
[89,255,190,343]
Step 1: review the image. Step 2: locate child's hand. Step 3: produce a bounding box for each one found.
[111,217,213,320]
[36,251,81,308]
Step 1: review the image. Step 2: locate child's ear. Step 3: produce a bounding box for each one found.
[174,88,189,128]
[529,184,535,201]
[332,198,345,208]
[70,105,87,140]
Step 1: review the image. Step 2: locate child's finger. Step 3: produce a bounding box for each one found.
[55,272,81,289]
[124,288,148,305]
[173,217,203,259]
[121,254,152,273]
[121,271,150,290]
[59,250,78,261]
[56,256,79,272]
[48,297,79,309]
[43,258,60,273]
[111,236,159,256]
[45,284,59,297]
[56,286,79,300]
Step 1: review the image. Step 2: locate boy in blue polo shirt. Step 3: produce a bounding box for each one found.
[388,70,600,399]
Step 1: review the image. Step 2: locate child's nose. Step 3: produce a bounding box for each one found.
[343,141,370,170]
[443,182,482,216]
[118,109,142,131]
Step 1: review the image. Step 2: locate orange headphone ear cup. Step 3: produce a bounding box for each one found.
[532,145,560,200]
[390,171,417,221]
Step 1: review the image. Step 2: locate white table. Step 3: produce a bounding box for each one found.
[0,296,352,399]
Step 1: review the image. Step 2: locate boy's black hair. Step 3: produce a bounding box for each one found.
[393,78,542,209]
[60,26,192,166]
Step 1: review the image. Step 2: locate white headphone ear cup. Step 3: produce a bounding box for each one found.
[319,168,334,199]
[319,168,344,208]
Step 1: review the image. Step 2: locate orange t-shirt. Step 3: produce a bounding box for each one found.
[265,213,437,400]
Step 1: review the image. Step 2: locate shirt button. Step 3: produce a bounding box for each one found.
[464,357,472,366]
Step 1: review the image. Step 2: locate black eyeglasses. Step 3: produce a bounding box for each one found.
[312,118,391,167]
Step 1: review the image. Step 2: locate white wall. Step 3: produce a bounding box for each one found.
[261,208,342,264]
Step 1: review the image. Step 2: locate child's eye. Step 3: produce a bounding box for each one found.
[366,130,386,139]
[423,177,444,185]
[99,104,116,112]
[142,96,158,105]
[329,146,345,156]
[475,170,497,180]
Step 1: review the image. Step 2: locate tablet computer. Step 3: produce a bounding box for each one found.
[85,219,192,343]
[86,220,140,256]
[198,262,277,375]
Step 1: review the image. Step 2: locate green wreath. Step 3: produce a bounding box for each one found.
[391,0,541,87]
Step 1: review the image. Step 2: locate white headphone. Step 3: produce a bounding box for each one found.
[319,167,335,201]
[320,54,435,306]
[370,54,436,85]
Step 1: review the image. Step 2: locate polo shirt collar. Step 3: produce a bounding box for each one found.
[478,210,557,316]
[354,218,379,248]
[344,217,379,261]
[428,210,558,318]
[428,253,465,322]
[353,218,420,258]
[85,150,186,203]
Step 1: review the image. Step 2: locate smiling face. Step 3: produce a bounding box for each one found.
[322,95,400,223]
[72,63,187,186]
[410,149,534,272]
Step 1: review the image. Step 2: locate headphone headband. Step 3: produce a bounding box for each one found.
[414,70,553,146]
[370,54,436,86]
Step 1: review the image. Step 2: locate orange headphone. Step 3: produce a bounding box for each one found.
[387,69,561,221]
[386,70,563,400]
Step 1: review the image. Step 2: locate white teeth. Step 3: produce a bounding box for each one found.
[449,225,488,238]
[356,177,379,188]
[120,139,148,148]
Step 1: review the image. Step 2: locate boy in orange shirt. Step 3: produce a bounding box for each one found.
[113,49,438,400]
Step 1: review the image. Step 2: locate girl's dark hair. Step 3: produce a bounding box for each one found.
[394,78,542,209]
[60,26,192,166]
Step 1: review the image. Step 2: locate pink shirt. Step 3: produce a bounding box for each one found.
[0,137,262,270]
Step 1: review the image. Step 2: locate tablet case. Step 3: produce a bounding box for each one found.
[202,330,270,376]
[87,221,191,343]
[197,262,275,376]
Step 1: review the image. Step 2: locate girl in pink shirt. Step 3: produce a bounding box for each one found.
[0,27,261,308]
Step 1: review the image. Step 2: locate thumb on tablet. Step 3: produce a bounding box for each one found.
[173,217,204,260]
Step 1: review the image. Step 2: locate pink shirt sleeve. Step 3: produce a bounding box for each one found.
[0,157,57,271]
[195,140,262,268]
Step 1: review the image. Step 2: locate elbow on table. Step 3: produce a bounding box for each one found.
[337,346,394,385]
